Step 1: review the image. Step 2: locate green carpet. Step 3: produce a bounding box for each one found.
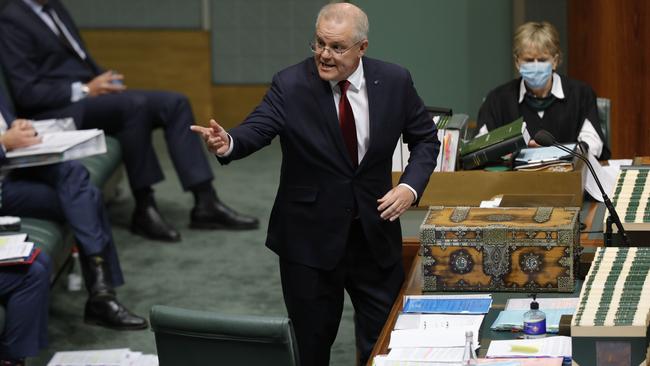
[29,130,427,365]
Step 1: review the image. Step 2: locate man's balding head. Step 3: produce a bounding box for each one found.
[316,3,369,43]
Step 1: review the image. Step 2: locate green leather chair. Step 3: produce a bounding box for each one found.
[596,97,612,149]
[150,305,300,366]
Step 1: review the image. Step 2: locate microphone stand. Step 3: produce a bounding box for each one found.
[550,143,631,247]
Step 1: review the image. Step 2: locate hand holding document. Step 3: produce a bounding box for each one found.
[3,129,106,170]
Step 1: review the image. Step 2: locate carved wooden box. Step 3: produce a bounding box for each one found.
[419,206,580,292]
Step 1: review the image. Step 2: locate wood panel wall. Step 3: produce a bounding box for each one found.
[568,1,649,158]
[210,85,268,129]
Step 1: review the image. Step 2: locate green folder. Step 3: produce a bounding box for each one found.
[460,117,528,156]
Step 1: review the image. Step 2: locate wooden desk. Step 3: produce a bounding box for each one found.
[368,200,605,365]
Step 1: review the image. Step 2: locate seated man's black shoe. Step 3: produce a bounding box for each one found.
[190,199,259,230]
[82,256,148,330]
[84,294,148,330]
[131,204,181,242]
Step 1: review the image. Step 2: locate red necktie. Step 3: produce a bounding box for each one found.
[337,80,358,167]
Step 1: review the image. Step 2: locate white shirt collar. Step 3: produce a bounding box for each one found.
[329,58,364,92]
[518,72,565,103]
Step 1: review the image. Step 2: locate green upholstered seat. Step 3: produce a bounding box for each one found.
[0,138,123,335]
[596,97,611,149]
[150,305,300,366]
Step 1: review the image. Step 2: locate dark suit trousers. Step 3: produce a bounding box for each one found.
[75,90,213,191]
[0,161,124,289]
[0,252,50,359]
[279,220,404,366]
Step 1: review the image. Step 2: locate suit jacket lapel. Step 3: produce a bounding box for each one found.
[308,61,355,169]
[16,0,62,48]
[17,0,87,59]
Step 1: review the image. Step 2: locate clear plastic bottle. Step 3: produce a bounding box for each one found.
[523,294,546,339]
[461,330,478,365]
[67,251,83,292]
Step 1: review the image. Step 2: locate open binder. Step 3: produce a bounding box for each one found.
[3,128,107,170]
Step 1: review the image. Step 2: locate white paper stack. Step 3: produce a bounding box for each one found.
[377,294,489,364]
[47,348,158,366]
[0,234,33,262]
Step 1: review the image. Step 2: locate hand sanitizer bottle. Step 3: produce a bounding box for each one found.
[461,330,478,365]
[523,294,546,339]
[67,250,83,292]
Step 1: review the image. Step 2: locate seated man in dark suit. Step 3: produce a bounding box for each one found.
[0,252,50,366]
[0,93,147,337]
[0,0,258,242]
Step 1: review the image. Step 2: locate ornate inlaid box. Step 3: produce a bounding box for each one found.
[419,206,580,292]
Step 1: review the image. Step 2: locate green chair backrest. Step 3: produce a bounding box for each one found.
[150,305,300,366]
[596,97,612,149]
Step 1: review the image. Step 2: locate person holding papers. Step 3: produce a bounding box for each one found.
[0,0,259,243]
[0,93,147,337]
[192,3,439,365]
[476,21,610,160]
[0,249,50,365]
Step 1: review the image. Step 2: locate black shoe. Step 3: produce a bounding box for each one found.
[84,294,148,331]
[131,205,181,242]
[190,200,259,230]
[82,256,148,330]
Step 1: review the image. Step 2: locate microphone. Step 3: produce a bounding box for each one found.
[533,130,631,246]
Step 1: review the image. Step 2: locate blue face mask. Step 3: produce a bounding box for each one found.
[519,62,553,89]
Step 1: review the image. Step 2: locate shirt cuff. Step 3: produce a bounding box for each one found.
[71,81,87,102]
[216,133,235,157]
[398,183,418,202]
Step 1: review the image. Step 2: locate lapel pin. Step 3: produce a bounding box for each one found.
[373,80,379,85]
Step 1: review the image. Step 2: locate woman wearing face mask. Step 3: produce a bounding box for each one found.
[476,21,610,159]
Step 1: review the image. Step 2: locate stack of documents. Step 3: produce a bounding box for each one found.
[486,336,571,360]
[0,233,38,266]
[373,356,564,366]
[378,294,492,364]
[490,298,578,333]
[3,128,106,170]
[47,348,158,366]
[513,144,576,170]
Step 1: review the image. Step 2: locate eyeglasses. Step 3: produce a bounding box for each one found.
[310,39,363,57]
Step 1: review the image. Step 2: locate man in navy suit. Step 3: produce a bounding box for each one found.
[0,0,258,243]
[0,250,50,365]
[0,91,147,364]
[193,3,439,365]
